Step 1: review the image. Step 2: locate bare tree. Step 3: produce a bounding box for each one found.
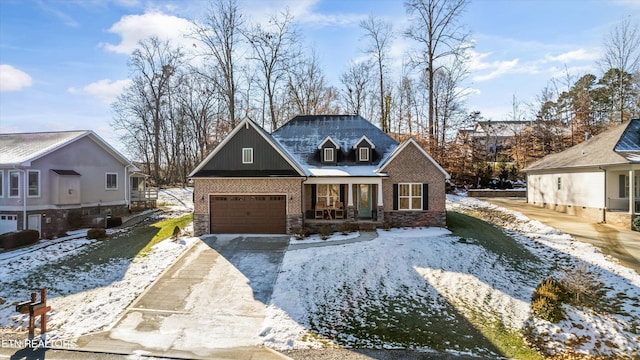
[598,18,640,124]
[112,37,185,185]
[190,0,244,128]
[340,60,373,116]
[245,10,301,130]
[287,50,338,115]
[404,0,471,153]
[360,15,394,133]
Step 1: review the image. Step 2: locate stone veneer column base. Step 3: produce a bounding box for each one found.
[376,206,384,222]
[347,206,356,221]
[193,213,209,236]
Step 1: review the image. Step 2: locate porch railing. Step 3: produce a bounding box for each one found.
[608,198,629,212]
[131,189,158,201]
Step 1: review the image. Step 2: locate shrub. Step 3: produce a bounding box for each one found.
[106,217,122,228]
[0,230,39,250]
[633,216,640,232]
[87,228,107,240]
[338,222,353,235]
[381,221,392,231]
[318,224,333,240]
[171,226,181,240]
[558,264,604,309]
[290,226,310,240]
[531,277,566,323]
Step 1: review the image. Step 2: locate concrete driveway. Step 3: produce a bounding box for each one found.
[76,235,291,360]
[485,198,640,274]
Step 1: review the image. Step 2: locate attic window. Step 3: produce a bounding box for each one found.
[324,148,334,162]
[242,148,253,164]
[359,147,370,162]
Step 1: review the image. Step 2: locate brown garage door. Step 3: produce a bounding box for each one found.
[210,195,286,234]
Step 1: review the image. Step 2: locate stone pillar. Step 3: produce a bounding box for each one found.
[347,206,356,221]
[377,206,384,222]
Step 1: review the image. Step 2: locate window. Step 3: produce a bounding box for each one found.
[359,147,369,162]
[0,171,3,197]
[242,148,253,164]
[27,170,40,197]
[619,174,629,198]
[557,177,562,191]
[9,171,20,198]
[399,183,422,210]
[324,148,334,162]
[317,184,340,207]
[106,173,118,190]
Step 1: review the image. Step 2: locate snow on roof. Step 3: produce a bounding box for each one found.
[0,130,88,165]
[271,115,398,168]
[307,165,385,177]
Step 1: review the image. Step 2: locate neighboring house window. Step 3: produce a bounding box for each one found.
[9,171,20,198]
[317,184,340,207]
[557,177,562,191]
[324,148,334,162]
[359,147,369,162]
[106,173,118,190]
[619,174,629,198]
[27,170,40,197]
[0,171,3,197]
[242,148,254,164]
[399,183,422,210]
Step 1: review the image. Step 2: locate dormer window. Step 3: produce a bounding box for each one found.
[353,135,375,163]
[359,147,369,162]
[318,136,340,163]
[324,148,335,162]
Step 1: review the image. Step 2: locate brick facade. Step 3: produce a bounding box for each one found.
[382,143,447,228]
[192,177,303,235]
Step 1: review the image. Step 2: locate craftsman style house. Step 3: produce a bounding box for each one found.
[524,119,639,229]
[190,115,449,235]
[0,130,156,238]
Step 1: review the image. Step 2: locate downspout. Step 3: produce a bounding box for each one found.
[600,166,606,224]
[22,168,27,230]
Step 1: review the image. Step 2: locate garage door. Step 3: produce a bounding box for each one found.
[210,195,286,234]
[0,214,18,235]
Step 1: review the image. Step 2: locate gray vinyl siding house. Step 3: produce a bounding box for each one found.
[0,130,152,239]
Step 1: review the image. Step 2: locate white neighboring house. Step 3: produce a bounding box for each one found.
[524,119,640,229]
[0,130,154,239]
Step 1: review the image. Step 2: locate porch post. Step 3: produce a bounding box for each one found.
[347,182,354,207]
[631,169,636,215]
[376,180,384,223]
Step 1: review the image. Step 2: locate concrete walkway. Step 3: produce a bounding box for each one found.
[75,235,292,360]
[485,198,640,274]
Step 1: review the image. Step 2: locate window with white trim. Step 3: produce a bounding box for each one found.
[317,184,340,207]
[399,183,422,210]
[27,170,40,197]
[358,147,369,162]
[0,171,3,197]
[9,171,20,198]
[324,148,334,162]
[106,173,118,190]
[242,148,254,164]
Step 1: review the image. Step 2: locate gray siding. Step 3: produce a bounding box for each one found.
[198,126,298,177]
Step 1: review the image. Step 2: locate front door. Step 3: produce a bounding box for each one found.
[358,184,372,218]
[27,214,41,237]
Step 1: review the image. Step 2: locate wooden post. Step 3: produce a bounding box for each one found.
[16,288,51,340]
[28,292,36,338]
[39,288,47,335]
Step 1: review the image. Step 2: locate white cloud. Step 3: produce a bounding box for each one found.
[468,50,520,82]
[0,64,33,92]
[68,79,132,104]
[102,11,194,54]
[545,49,599,63]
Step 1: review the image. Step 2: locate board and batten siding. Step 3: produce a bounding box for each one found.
[527,170,605,209]
[198,125,298,176]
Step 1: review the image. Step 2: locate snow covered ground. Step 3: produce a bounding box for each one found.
[1,189,638,358]
[0,188,195,341]
[261,195,640,357]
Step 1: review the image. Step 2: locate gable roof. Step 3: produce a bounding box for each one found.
[353,135,375,149]
[317,136,341,150]
[615,119,640,162]
[0,130,134,168]
[524,119,638,172]
[188,118,306,177]
[272,115,398,167]
[379,138,450,179]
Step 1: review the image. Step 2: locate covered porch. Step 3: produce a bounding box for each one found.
[302,177,385,223]
[130,173,158,210]
[606,167,639,228]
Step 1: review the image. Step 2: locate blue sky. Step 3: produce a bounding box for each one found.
[1,0,639,155]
